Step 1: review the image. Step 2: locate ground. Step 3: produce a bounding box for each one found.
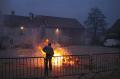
[0,45,120,79]
[66,45,120,55]
[0,45,119,57]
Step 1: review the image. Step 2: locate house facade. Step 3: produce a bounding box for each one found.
[38,16,85,45]
[0,13,85,49]
[0,14,43,48]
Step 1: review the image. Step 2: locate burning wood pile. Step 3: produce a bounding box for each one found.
[34,39,76,67]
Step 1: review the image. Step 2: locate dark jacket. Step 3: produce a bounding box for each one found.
[43,46,54,59]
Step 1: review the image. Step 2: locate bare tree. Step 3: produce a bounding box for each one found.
[85,8,107,45]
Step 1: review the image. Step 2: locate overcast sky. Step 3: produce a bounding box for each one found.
[0,0,120,27]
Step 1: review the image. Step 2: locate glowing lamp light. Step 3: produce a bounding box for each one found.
[56,28,59,34]
[20,26,24,30]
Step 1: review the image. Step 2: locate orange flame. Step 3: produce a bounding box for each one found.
[34,39,74,67]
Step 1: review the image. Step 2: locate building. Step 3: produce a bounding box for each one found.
[0,13,85,49]
[104,19,120,46]
[37,15,85,45]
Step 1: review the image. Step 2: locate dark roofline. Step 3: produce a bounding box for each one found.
[37,15,84,29]
[1,14,85,29]
[36,15,76,20]
[107,19,120,33]
[106,19,120,39]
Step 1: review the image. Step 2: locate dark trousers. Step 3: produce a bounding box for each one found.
[44,57,52,76]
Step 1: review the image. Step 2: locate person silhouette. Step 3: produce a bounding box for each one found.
[43,42,54,76]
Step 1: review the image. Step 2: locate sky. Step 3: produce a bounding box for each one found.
[0,0,120,27]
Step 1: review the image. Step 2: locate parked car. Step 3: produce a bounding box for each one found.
[104,38,120,47]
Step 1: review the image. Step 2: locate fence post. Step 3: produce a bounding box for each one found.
[89,55,93,72]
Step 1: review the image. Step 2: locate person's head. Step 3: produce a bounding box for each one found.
[48,42,51,46]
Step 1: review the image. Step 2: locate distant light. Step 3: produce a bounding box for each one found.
[20,26,24,30]
[56,28,59,34]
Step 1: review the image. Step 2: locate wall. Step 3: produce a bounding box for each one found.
[0,26,42,48]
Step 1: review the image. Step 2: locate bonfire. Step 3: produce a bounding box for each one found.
[34,39,75,67]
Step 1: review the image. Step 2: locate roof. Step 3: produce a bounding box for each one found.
[36,15,84,29]
[3,15,44,27]
[108,19,120,33]
[106,19,120,39]
[1,14,84,29]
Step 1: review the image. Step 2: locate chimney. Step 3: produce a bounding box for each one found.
[0,11,2,15]
[11,10,15,15]
[29,12,34,21]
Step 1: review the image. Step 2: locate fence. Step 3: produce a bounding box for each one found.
[0,57,44,79]
[0,53,120,79]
